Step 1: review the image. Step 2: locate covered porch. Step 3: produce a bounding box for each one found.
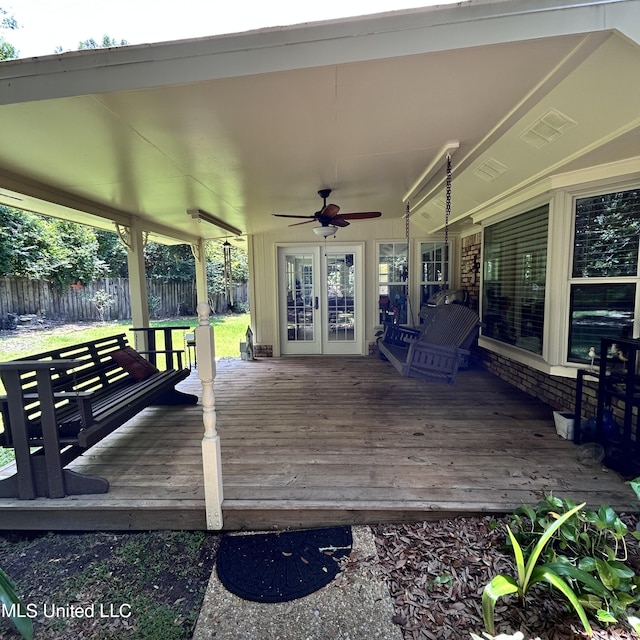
[0,355,634,531]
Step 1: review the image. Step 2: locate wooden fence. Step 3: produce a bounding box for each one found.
[0,277,248,323]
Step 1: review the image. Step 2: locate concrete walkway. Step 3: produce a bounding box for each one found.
[192,526,402,639]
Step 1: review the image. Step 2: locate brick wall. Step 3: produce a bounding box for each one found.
[461,233,481,313]
[473,346,635,434]
[254,344,273,357]
[458,232,636,433]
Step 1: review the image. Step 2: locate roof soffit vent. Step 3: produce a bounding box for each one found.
[473,158,508,182]
[520,108,577,150]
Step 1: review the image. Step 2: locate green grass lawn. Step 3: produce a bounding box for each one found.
[0,314,250,362]
[0,314,250,467]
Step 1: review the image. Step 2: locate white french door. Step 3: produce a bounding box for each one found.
[278,245,363,355]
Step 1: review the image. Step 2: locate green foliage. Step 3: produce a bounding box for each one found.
[509,495,639,620]
[504,494,640,631]
[1,206,248,298]
[206,241,248,304]
[50,220,108,288]
[87,289,115,323]
[0,567,33,640]
[144,243,195,282]
[0,7,18,61]
[96,230,128,277]
[483,502,592,637]
[0,207,108,288]
[573,189,640,278]
[77,35,128,50]
[147,293,162,318]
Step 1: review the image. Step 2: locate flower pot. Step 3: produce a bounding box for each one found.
[553,411,574,440]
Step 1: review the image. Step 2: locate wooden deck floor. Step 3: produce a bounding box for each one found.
[0,355,636,531]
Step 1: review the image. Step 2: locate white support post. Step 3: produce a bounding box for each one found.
[195,301,223,529]
[193,237,208,306]
[119,219,150,351]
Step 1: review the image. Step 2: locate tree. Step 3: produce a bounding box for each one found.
[77,35,128,50]
[144,243,195,281]
[96,230,128,277]
[0,206,58,279]
[0,206,108,288]
[0,7,19,61]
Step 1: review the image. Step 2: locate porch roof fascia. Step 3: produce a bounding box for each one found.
[0,0,637,107]
[0,170,202,246]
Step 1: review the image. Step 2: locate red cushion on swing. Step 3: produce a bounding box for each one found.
[111,347,159,381]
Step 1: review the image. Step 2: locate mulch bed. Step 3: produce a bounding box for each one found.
[372,516,640,640]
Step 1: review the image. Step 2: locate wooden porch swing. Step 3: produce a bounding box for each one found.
[377,154,481,384]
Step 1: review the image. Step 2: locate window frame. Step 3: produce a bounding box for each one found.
[477,180,640,374]
[418,240,450,308]
[376,241,409,326]
[565,185,640,364]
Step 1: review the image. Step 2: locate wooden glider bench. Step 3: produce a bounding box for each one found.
[377,303,481,384]
[0,333,198,499]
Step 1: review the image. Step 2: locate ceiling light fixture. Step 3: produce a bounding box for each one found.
[313,225,337,238]
[187,208,242,237]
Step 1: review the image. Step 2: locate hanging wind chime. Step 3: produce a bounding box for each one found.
[223,240,234,312]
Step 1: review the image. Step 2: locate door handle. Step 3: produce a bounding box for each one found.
[314,296,319,310]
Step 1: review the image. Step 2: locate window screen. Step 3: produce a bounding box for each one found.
[482,206,549,354]
[378,243,408,324]
[420,241,448,306]
[573,189,640,278]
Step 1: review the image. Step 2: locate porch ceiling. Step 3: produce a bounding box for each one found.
[0,0,639,244]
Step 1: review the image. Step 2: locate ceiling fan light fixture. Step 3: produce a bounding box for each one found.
[313,225,337,238]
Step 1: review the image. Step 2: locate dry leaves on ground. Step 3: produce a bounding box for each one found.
[372,517,640,640]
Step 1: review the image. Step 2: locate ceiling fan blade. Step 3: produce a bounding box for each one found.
[288,219,316,227]
[273,213,316,219]
[337,212,382,220]
[331,218,350,227]
[322,203,340,218]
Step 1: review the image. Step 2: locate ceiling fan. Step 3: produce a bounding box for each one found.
[272,189,382,233]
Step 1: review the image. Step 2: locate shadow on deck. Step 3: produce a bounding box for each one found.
[0,355,635,530]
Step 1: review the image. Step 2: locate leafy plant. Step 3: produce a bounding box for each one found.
[147,293,162,318]
[507,494,640,625]
[87,288,115,323]
[0,567,33,640]
[483,502,592,636]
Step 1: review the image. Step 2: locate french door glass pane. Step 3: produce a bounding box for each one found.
[285,254,314,342]
[327,253,355,342]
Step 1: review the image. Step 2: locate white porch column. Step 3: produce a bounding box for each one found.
[196,303,224,529]
[193,237,208,306]
[123,219,150,330]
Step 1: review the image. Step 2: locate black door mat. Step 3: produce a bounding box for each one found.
[216,526,352,603]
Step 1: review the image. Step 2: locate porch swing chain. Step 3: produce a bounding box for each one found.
[444,154,452,292]
[405,200,415,326]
